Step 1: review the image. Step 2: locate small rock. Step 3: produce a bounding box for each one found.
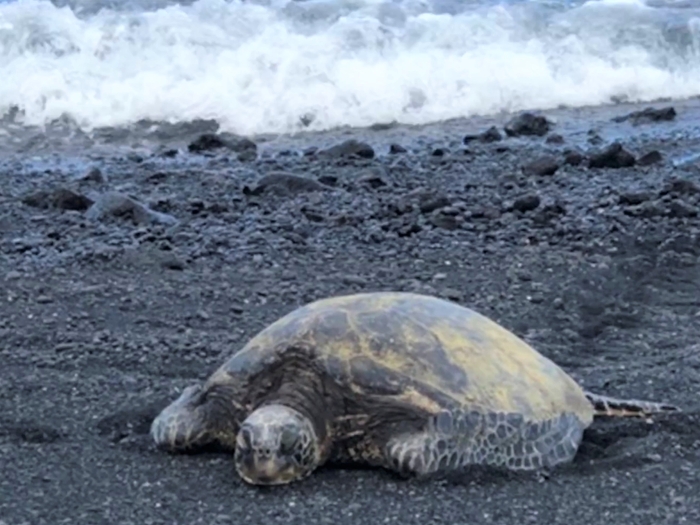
[430,213,461,230]
[318,139,375,159]
[189,134,227,152]
[85,192,178,226]
[187,133,257,161]
[317,175,338,186]
[301,206,325,222]
[358,172,388,189]
[389,144,407,154]
[341,274,368,286]
[619,192,651,206]
[5,271,21,280]
[369,121,397,131]
[54,342,75,352]
[612,106,676,125]
[587,131,604,146]
[660,178,700,196]
[512,194,541,212]
[159,253,186,271]
[78,167,107,184]
[420,195,450,214]
[637,150,663,166]
[126,152,144,163]
[431,148,447,157]
[155,147,179,158]
[522,155,560,176]
[36,295,53,304]
[22,188,94,211]
[504,112,552,137]
[545,134,564,144]
[563,150,584,166]
[471,206,501,220]
[440,288,463,301]
[230,304,245,314]
[464,126,502,144]
[588,142,636,169]
[625,201,664,218]
[243,172,331,197]
[668,200,698,218]
[532,201,566,224]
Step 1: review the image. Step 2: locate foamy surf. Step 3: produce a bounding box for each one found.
[0,0,699,136]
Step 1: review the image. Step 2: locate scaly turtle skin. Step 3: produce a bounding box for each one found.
[150,292,679,485]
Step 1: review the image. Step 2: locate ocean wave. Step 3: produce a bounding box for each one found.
[0,0,699,135]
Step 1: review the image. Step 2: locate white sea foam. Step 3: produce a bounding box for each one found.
[0,0,699,135]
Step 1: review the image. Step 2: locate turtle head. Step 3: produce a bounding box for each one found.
[234,404,319,485]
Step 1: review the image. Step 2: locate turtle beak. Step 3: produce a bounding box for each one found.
[252,458,287,485]
[236,454,297,486]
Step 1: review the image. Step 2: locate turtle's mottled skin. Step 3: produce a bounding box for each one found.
[151,292,680,485]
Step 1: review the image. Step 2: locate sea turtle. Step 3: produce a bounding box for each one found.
[150,291,679,485]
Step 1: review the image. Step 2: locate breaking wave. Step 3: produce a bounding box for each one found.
[1,0,699,135]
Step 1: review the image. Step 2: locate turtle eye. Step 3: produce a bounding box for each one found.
[279,428,298,455]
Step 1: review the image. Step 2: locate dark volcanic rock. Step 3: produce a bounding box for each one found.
[429,212,461,230]
[624,201,665,217]
[389,144,407,154]
[564,150,584,166]
[613,106,677,125]
[504,112,552,137]
[318,139,375,159]
[588,142,636,169]
[668,200,698,218]
[464,126,502,144]
[546,134,564,144]
[187,133,257,161]
[638,150,663,166]
[358,170,388,189]
[242,172,332,196]
[77,167,107,184]
[419,194,450,214]
[619,192,652,206]
[660,178,700,196]
[22,188,94,211]
[512,193,541,212]
[522,155,560,176]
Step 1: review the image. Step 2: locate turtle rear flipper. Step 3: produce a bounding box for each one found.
[382,409,585,478]
[585,391,680,418]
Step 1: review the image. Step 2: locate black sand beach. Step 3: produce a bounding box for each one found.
[1,100,700,525]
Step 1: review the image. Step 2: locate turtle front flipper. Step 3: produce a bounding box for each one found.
[585,391,680,418]
[151,384,234,452]
[382,409,586,478]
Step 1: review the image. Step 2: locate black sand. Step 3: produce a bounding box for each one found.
[1,100,699,525]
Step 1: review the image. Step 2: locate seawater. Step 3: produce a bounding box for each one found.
[0,0,699,136]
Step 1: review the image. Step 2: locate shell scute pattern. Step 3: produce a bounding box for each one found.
[218,292,593,426]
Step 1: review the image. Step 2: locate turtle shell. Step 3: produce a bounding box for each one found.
[210,292,594,426]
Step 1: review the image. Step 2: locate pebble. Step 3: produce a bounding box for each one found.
[588,142,636,169]
[504,112,552,137]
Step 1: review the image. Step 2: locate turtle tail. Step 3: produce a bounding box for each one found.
[584,391,681,418]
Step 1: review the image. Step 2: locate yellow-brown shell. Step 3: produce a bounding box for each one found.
[215,292,595,425]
